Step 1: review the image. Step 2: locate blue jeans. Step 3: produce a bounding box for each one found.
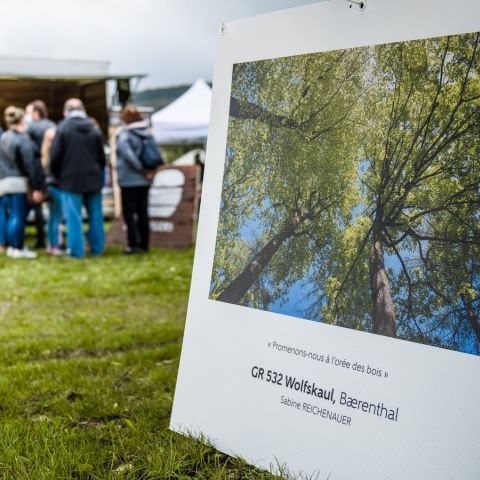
[5,193,28,249]
[47,186,63,248]
[0,196,6,246]
[61,191,104,258]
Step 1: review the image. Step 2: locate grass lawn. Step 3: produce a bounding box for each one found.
[0,247,284,479]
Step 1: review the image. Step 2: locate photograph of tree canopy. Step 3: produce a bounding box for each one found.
[209,32,480,356]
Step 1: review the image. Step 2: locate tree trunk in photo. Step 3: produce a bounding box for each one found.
[369,212,397,337]
[461,294,480,344]
[217,215,304,305]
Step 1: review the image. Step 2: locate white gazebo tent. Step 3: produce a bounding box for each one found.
[151,79,212,145]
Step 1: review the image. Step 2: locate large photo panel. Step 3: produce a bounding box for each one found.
[171,1,480,479]
[210,32,480,356]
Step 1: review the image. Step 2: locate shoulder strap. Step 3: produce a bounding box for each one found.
[129,129,152,141]
[124,129,140,147]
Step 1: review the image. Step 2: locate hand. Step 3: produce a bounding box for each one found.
[31,190,44,204]
[145,170,157,180]
[45,128,56,142]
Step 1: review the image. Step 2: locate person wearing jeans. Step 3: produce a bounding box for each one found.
[46,185,63,253]
[0,106,45,259]
[5,193,28,250]
[50,98,106,258]
[61,190,104,257]
[41,126,63,255]
[25,100,56,249]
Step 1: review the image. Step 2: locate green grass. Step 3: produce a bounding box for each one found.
[0,247,285,479]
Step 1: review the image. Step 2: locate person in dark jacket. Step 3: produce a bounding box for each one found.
[26,100,56,249]
[50,98,106,258]
[0,106,45,258]
[116,106,156,254]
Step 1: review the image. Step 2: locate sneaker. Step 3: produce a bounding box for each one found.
[7,247,37,259]
[123,247,141,255]
[46,247,64,256]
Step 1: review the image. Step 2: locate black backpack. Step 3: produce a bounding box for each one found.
[131,131,164,170]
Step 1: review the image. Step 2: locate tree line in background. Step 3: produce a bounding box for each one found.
[210,32,480,355]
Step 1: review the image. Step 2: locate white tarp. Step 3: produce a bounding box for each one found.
[152,79,211,145]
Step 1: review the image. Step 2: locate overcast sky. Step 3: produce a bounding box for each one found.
[0,0,321,90]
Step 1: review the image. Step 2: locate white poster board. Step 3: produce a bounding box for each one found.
[171,1,480,478]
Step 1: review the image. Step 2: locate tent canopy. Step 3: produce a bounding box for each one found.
[151,79,211,145]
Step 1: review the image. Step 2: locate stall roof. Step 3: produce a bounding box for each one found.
[0,55,145,82]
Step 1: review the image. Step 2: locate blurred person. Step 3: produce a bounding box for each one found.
[41,127,63,255]
[116,106,158,254]
[25,100,55,249]
[0,127,5,253]
[0,107,45,258]
[0,193,6,253]
[50,98,105,258]
[0,122,7,253]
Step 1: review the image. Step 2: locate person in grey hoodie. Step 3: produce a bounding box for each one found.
[0,106,45,258]
[116,106,157,254]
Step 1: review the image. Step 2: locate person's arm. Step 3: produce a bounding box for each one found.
[41,128,56,170]
[117,132,145,173]
[50,127,64,178]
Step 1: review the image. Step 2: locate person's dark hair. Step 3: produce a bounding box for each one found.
[4,106,24,127]
[29,100,48,119]
[121,106,143,124]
